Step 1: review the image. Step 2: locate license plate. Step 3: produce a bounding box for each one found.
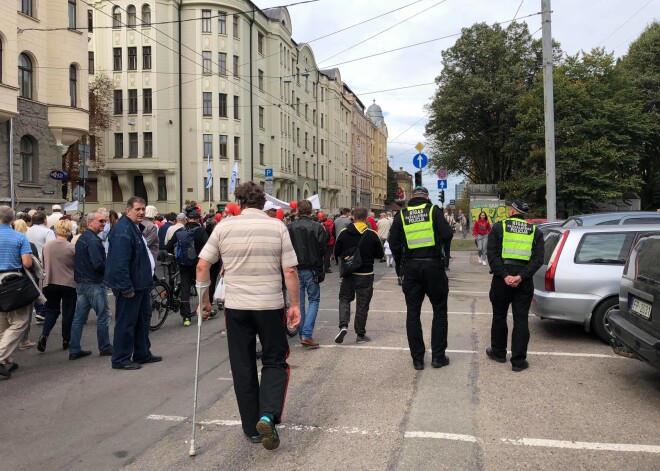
[630,297,652,320]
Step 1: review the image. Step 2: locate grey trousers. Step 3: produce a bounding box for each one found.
[0,304,31,365]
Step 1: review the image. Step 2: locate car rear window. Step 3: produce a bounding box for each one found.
[635,236,660,282]
[561,218,579,228]
[543,232,562,265]
[622,217,660,225]
[575,233,635,265]
[595,219,620,225]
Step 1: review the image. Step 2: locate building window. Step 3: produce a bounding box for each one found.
[88,51,94,75]
[126,5,136,28]
[219,178,228,200]
[69,65,77,107]
[304,132,308,150]
[20,136,36,182]
[128,47,137,70]
[0,39,3,83]
[218,52,226,75]
[88,9,93,32]
[218,11,226,34]
[234,137,240,160]
[258,33,264,54]
[202,92,212,116]
[128,132,138,157]
[203,134,212,158]
[219,135,228,159]
[202,10,212,32]
[112,6,121,28]
[114,133,124,158]
[143,88,152,113]
[233,55,239,77]
[321,139,324,155]
[259,143,265,165]
[141,4,151,26]
[128,89,137,114]
[202,51,212,75]
[68,0,77,29]
[113,90,123,114]
[219,93,227,117]
[258,69,264,91]
[143,46,151,69]
[259,106,264,129]
[157,176,167,200]
[19,0,33,16]
[18,53,32,99]
[134,175,147,201]
[233,95,239,120]
[144,132,153,157]
[313,136,316,153]
[233,15,239,39]
[113,48,122,71]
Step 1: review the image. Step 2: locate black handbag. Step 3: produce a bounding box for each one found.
[339,234,365,277]
[0,271,40,312]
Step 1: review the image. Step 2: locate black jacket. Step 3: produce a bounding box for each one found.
[334,222,384,275]
[165,222,209,258]
[388,197,454,267]
[287,216,326,271]
[486,218,545,280]
[75,230,106,284]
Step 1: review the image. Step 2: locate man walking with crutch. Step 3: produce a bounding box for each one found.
[197,182,300,450]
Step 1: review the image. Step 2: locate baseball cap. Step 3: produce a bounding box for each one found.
[52,204,62,211]
[263,201,280,212]
[411,186,429,196]
[506,200,529,214]
[187,210,201,219]
[176,212,187,220]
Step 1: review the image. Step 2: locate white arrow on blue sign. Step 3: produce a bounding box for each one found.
[412,153,428,169]
[437,179,447,190]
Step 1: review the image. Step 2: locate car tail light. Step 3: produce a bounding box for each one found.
[545,230,569,292]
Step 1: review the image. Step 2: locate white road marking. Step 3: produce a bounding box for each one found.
[198,419,242,426]
[501,438,660,454]
[318,309,492,315]
[147,414,186,422]
[405,431,479,442]
[218,377,233,381]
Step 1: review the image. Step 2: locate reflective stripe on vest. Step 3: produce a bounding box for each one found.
[400,204,435,249]
[501,218,535,261]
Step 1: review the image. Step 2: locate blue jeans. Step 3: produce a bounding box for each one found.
[298,269,320,339]
[70,283,112,354]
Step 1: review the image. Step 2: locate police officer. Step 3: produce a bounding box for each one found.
[485,200,544,372]
[389,186,453,370]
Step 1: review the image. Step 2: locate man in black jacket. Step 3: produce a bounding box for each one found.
[287,200,326,348]
[334,207,384,344]
[389,186,454,370]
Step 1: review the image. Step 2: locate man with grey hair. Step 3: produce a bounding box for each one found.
[0,206,34,378]
[164,213,187,245]
[69,211,113,360]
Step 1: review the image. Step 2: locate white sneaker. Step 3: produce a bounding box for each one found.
[482,260,487,266]
[478,256,482,264]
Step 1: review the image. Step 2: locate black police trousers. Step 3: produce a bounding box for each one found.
[402,258,448,363]
[489,275,534,366]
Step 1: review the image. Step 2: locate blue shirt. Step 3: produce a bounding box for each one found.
[0,225,32,271]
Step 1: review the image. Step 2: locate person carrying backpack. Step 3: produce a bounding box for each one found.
[165,211,209,326]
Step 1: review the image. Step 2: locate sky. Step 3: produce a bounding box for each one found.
[256,0,659,204]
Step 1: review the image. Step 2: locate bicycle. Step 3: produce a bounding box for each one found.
[150,254,198,331]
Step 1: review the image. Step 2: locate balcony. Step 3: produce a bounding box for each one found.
[0,84,19,122]
[48,105,89,146]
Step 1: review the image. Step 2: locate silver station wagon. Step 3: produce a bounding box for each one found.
[531,225,660,343]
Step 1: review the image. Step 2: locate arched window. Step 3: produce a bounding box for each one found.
[126,5,136,28]
[141,5,151,26]
[112,6,121,28]
[18,53,33,99]
[20,136,37,182]
[69,64,77,107]
[68,0,77,29]
[0,37,3,84]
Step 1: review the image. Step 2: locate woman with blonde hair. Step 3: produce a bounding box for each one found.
[37,219,77,352]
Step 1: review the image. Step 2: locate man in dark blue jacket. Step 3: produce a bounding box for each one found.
[105,197,160,370]
[69,211,113,360]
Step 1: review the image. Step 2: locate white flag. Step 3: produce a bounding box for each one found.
[229,161,239,195]
[204,154,213,189]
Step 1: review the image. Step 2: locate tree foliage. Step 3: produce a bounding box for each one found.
[384,164,398,206]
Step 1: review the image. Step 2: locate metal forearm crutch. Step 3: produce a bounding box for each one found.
[189,280,211,457]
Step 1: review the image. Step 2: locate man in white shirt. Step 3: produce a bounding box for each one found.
[26,211,55,259]
[164,213,186,245]
[46,204,63,228]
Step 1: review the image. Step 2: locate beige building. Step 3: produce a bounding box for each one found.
[1,0,89,207]
[367,101,388,213]
[88,1,381,214]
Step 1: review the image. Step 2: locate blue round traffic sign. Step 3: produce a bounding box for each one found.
[413,153,428,169]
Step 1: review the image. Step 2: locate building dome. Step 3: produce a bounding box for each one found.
[367,100,384,126]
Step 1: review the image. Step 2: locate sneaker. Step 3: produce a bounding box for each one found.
[478,256,482,264]
[256,416,280,451]
[34,314,45,322]
[356,334,371,343]
[482,260,487,266]
[183,318,192,327]
[37,335,48,353]
[512,360,529,372]
[334,327,348,344]
[245,433,262,444]
[19,340,37,350]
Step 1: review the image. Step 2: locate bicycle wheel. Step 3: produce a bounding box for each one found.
[150,281,171,331]
[188,285,199,317]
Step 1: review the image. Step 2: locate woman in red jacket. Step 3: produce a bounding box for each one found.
[472,211,491,266]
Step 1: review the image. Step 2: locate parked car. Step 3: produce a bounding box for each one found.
[531,225,660,343]
[535,220,565,238]
[561,211,660,228]
[609,234,660,370]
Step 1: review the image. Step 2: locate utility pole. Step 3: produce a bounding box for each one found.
[542,0,557,220]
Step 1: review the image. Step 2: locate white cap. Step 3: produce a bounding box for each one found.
[263,201,280,212]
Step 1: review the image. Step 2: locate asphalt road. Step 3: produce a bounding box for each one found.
[1,252,659,471]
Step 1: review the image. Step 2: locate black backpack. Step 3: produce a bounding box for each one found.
[339,233,365,277]
[175,226,200,266]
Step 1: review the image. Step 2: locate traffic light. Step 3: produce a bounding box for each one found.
[439,190,445,203]
[414,170,422,187]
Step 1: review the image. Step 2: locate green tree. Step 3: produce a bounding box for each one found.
[384,164,398,206]
[425,22,550,184]
[617,22,660,209]
[503,49,645,216]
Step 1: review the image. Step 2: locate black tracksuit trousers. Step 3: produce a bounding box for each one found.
[225,308,290,436]
[402,259,449,363]
[489,275,534,366]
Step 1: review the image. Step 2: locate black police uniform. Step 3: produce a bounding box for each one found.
[388,195,454,367]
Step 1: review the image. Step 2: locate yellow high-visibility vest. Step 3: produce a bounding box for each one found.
[401,204,435,249]
[501,217,535,261]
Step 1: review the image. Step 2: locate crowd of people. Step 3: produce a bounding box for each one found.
[0,184,543,452]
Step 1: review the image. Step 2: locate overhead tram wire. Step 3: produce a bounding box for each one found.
[597,0,654,46]
[512,0,525,21]
[388,113,429,144]
[317,0,449,66]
